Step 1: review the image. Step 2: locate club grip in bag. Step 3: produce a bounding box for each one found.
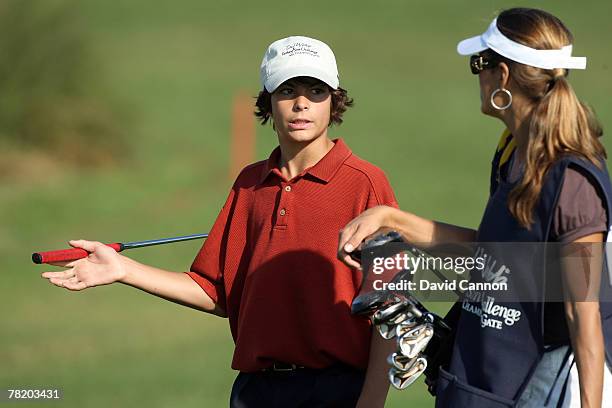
[32,243,123,264]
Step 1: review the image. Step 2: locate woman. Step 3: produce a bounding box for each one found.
[339,8,612,408]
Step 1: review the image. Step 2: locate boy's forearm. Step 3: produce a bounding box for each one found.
[118,255,225,316]
[357,330,395,408]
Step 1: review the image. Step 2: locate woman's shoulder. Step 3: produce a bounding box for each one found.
[551,163,608,242]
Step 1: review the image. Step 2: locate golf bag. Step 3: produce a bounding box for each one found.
[350,232,456,394]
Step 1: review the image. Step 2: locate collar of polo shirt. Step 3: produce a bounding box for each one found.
[259,139,352,184]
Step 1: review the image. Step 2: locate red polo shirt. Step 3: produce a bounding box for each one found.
[187,139,398,372]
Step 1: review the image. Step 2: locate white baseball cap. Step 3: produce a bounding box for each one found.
[457,18,586,70]
[260,36,340,93]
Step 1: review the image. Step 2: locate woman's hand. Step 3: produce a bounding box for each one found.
[338,205,395,269]
[338,206,477,269]
[41,240,126,291]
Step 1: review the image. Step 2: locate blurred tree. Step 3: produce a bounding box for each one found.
[0,0,128,174]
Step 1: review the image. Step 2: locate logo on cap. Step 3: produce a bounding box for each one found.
[282,42,321,58]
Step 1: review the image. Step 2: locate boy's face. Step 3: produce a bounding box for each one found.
[270,77,332,144]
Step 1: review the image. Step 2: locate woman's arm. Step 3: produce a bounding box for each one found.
[562,232,605,408]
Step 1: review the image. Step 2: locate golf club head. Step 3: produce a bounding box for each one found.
[417,310,452,336]
[374,309,411,339]
[387,352,418,371]
[404,302,452,338]
[371,298,409,325]
[376,321,400,340]
[389,266,414,285]
[397,323,434,359]
[389,357,428,390]
[347,230,404,264]
[394,313,420,337]
[364,231,404,252]
[403,292,430,319]
[351,290,394,316]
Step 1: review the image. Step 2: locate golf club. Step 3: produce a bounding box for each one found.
[388,352,418,371]
[395,314,420,338]
[351,290,394,316]
[376,319,404,340]
[32,233,208,264]
[397,323,434,359]
[389,358,428,390]
[371,298,409,325]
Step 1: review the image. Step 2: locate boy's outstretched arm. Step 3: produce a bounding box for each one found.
[41,239,225,317]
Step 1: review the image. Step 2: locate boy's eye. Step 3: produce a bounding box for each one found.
[311,87,326,95]
[278,87,294,95]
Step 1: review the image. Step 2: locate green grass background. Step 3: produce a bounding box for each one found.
[2,0,612,406]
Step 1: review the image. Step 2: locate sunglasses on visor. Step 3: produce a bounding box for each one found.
[470,54,498,75]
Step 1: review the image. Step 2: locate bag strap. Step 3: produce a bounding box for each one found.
[553,351,574,407]
[534,346,573,407]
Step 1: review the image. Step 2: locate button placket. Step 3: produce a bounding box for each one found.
[275,182,291,228]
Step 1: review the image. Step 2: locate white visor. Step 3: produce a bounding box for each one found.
[457,18,587,70]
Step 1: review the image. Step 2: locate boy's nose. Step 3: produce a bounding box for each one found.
[293,95,310,111]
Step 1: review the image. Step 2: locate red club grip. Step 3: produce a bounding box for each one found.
[32,243,123,264]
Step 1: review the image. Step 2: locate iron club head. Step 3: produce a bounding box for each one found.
[397,323,434,359]
[394,314,420,337]
[371,298,409,325]
[376,321,400,339]
[388,357,428,390]
[387,352,417,371]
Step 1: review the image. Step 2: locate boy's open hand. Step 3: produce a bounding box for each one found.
[41,240,126,291]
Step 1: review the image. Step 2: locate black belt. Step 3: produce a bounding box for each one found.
[261,362,306,372]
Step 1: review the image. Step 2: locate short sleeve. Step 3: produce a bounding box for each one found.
[365,167,399,210]
[185,188,235,310]
[551,165,608,243]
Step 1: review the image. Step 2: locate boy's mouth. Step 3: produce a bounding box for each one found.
[288,119,313,130]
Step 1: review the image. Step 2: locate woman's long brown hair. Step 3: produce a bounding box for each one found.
[493,8,605,228]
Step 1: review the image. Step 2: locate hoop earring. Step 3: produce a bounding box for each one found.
[490,88,512,110]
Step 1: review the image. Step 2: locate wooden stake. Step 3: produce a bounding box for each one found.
[230,92,256,180]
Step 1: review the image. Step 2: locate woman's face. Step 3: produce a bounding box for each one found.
[478,67,499,117]
[473,53,511,119]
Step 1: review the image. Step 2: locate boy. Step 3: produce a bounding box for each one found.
[42,36,397,407]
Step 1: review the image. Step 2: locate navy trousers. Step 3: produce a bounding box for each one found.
[229,365,365,408]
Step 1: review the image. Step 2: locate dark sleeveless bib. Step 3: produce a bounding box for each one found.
[435,136,612,407]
